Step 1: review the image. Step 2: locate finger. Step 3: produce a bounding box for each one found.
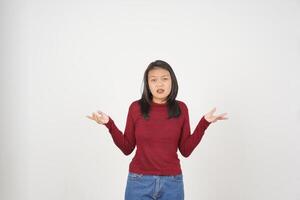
[93,113,99,121]
[218,115,229,120]
[97,111,108,120]
[97,111,105,119]
[97,110,103,116]
[213,113,226,119]
[86,115,93,120]
[218,113,227,117]
[97,113,105,122]
[210,107,216,114]
[95,112,101,121]
[94,112,100,117]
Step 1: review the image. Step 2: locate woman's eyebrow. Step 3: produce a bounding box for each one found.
[149,75,170,78]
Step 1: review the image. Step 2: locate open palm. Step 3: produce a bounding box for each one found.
[86,110,109,125]
[204,107,228,123]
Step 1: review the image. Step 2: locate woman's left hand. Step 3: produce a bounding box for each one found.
[204,107,228,123]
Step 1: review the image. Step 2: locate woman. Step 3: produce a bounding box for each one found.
[87,60,228,200]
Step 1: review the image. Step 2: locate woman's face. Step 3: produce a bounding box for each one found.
[148,67,172,104]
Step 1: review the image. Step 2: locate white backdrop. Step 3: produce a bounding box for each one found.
[1,0,300,199]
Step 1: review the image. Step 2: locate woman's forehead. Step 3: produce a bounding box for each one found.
[148,68,170,77]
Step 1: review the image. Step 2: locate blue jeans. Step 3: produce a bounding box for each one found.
[125,172,184,200]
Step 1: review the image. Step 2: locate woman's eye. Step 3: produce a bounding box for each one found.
[151,79,156,82]
[163,78,168,81]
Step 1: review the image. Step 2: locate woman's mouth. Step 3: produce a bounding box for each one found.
[157,89,165,94]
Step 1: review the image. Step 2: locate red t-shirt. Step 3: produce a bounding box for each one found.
[104,100,211,175]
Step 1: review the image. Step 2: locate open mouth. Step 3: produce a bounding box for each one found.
[157,89,165,94]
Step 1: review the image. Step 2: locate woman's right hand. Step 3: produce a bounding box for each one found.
[86,110,109,125]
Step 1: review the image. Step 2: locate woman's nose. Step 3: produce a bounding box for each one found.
[156,80,163,86]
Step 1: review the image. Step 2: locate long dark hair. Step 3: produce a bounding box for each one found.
[139,60,181,119]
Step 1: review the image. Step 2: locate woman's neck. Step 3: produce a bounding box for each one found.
[152,98,167,104]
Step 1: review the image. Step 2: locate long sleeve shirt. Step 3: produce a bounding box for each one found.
[104,100,211,175]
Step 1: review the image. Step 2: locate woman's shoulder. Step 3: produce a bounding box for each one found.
[176,99,188,109]
[128,99,141,110]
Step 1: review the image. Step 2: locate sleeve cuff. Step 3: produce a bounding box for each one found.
[200,116,211,129]
[104,117,114,130]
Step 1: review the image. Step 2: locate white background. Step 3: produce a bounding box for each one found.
[1,0,300,199]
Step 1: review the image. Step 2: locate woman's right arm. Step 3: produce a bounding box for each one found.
[87,104,136,155]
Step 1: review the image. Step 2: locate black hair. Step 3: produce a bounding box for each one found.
[138,60,181,119]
